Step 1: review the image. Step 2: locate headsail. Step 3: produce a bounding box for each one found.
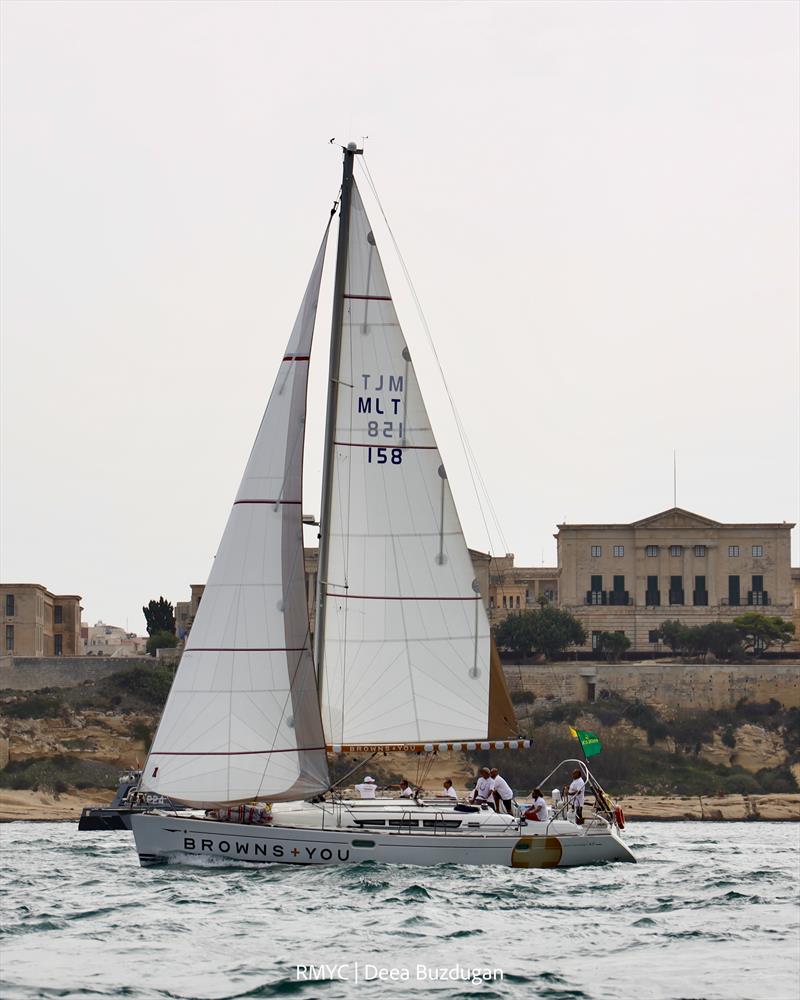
[140,229,331,806]
[319,182,492,745]
[488,638,519,739]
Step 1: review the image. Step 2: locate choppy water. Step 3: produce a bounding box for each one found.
[1,822,798,1000]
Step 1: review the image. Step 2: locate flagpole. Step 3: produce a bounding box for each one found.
[569,726,613,821]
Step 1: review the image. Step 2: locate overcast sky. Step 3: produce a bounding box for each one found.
[2,0,798,633]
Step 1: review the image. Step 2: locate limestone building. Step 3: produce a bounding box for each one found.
[81,621,147,657]
[488,555,559,619]
[175,584,205,640]
[1,584,82,656]
[556,507,796,653]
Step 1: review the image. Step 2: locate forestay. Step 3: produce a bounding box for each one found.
[140,232,331,806]
[319,183,491,745]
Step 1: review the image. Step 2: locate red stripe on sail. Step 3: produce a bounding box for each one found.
[283,355,310,361]
[343,294,392,301]
[233,499,302,505]
[325,593,480,601]
[333,441,438,451]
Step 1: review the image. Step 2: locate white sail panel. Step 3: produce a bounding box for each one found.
[141,232,331,806]
[320,183,490,744]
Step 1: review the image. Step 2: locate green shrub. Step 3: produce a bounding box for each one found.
[668,709,719,748]
[146,631,179,656]
[106,665,174,706]
[0,694,63,719]
[131,721,153,752]
[0,755,119,791]
[735,698,781,722]
[721,773,761,795]
[755,766,798,793]
[510,690,535,706]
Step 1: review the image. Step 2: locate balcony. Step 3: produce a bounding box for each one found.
[747,591,769,606]
[668,589,685,606]
[645,591,661,606]
[608,591,630,606]
[692,591,709,606]
[586,590,607,606]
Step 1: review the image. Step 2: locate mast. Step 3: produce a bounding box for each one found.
[315,142,361,696]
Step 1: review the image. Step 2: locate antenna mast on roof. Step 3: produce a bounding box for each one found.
[673,450,677,508]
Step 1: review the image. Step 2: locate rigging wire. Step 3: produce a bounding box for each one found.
[357,157,510,561]
[326,751,380,793]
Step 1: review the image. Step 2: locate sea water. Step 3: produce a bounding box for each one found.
[1,822,798,1000]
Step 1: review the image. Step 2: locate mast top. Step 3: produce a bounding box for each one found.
[344,141,363,154]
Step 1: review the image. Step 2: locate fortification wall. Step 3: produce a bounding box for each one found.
[505,661,800,710]
[0,656,152,691]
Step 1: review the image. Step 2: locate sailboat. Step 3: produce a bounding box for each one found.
[131,144,634,869]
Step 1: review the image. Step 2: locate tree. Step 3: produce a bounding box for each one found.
[146,631,179,657]
[596,631,631,663]
[493,607,586,660]
[657,619,688,654]
[733,613,795,654]
[143,597,175,637]
[699,622,741,661]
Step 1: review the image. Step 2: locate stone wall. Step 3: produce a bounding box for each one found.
[505,660,800,711]
[0,656,153,691]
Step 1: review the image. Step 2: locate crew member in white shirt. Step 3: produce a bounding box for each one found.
[355,776,377,799]
[525,787,549,823]
[490,768,514,814]
[398,779,415,798]
[568,768,586,823]
[470,767,495,809]
[442,779,458,799]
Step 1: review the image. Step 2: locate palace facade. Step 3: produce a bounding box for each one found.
[555,507,795,653]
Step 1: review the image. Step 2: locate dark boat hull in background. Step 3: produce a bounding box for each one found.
[77,770,176,832]
[78,806,135,831]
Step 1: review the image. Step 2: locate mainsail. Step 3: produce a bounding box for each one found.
[140,231,331,806]
[318,182,492,745]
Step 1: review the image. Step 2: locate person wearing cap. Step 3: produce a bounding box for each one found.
[355,776,377,799]
[469,767,495,809]
[490,768,514,815]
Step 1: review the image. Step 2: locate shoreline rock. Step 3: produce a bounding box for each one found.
[617,793,800,822]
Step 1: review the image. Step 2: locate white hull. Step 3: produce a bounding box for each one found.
[131,801,635,869]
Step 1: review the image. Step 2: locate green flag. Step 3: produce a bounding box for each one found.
[569,726,602,758]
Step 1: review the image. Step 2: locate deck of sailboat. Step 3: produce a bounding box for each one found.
[235,798,597,838]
